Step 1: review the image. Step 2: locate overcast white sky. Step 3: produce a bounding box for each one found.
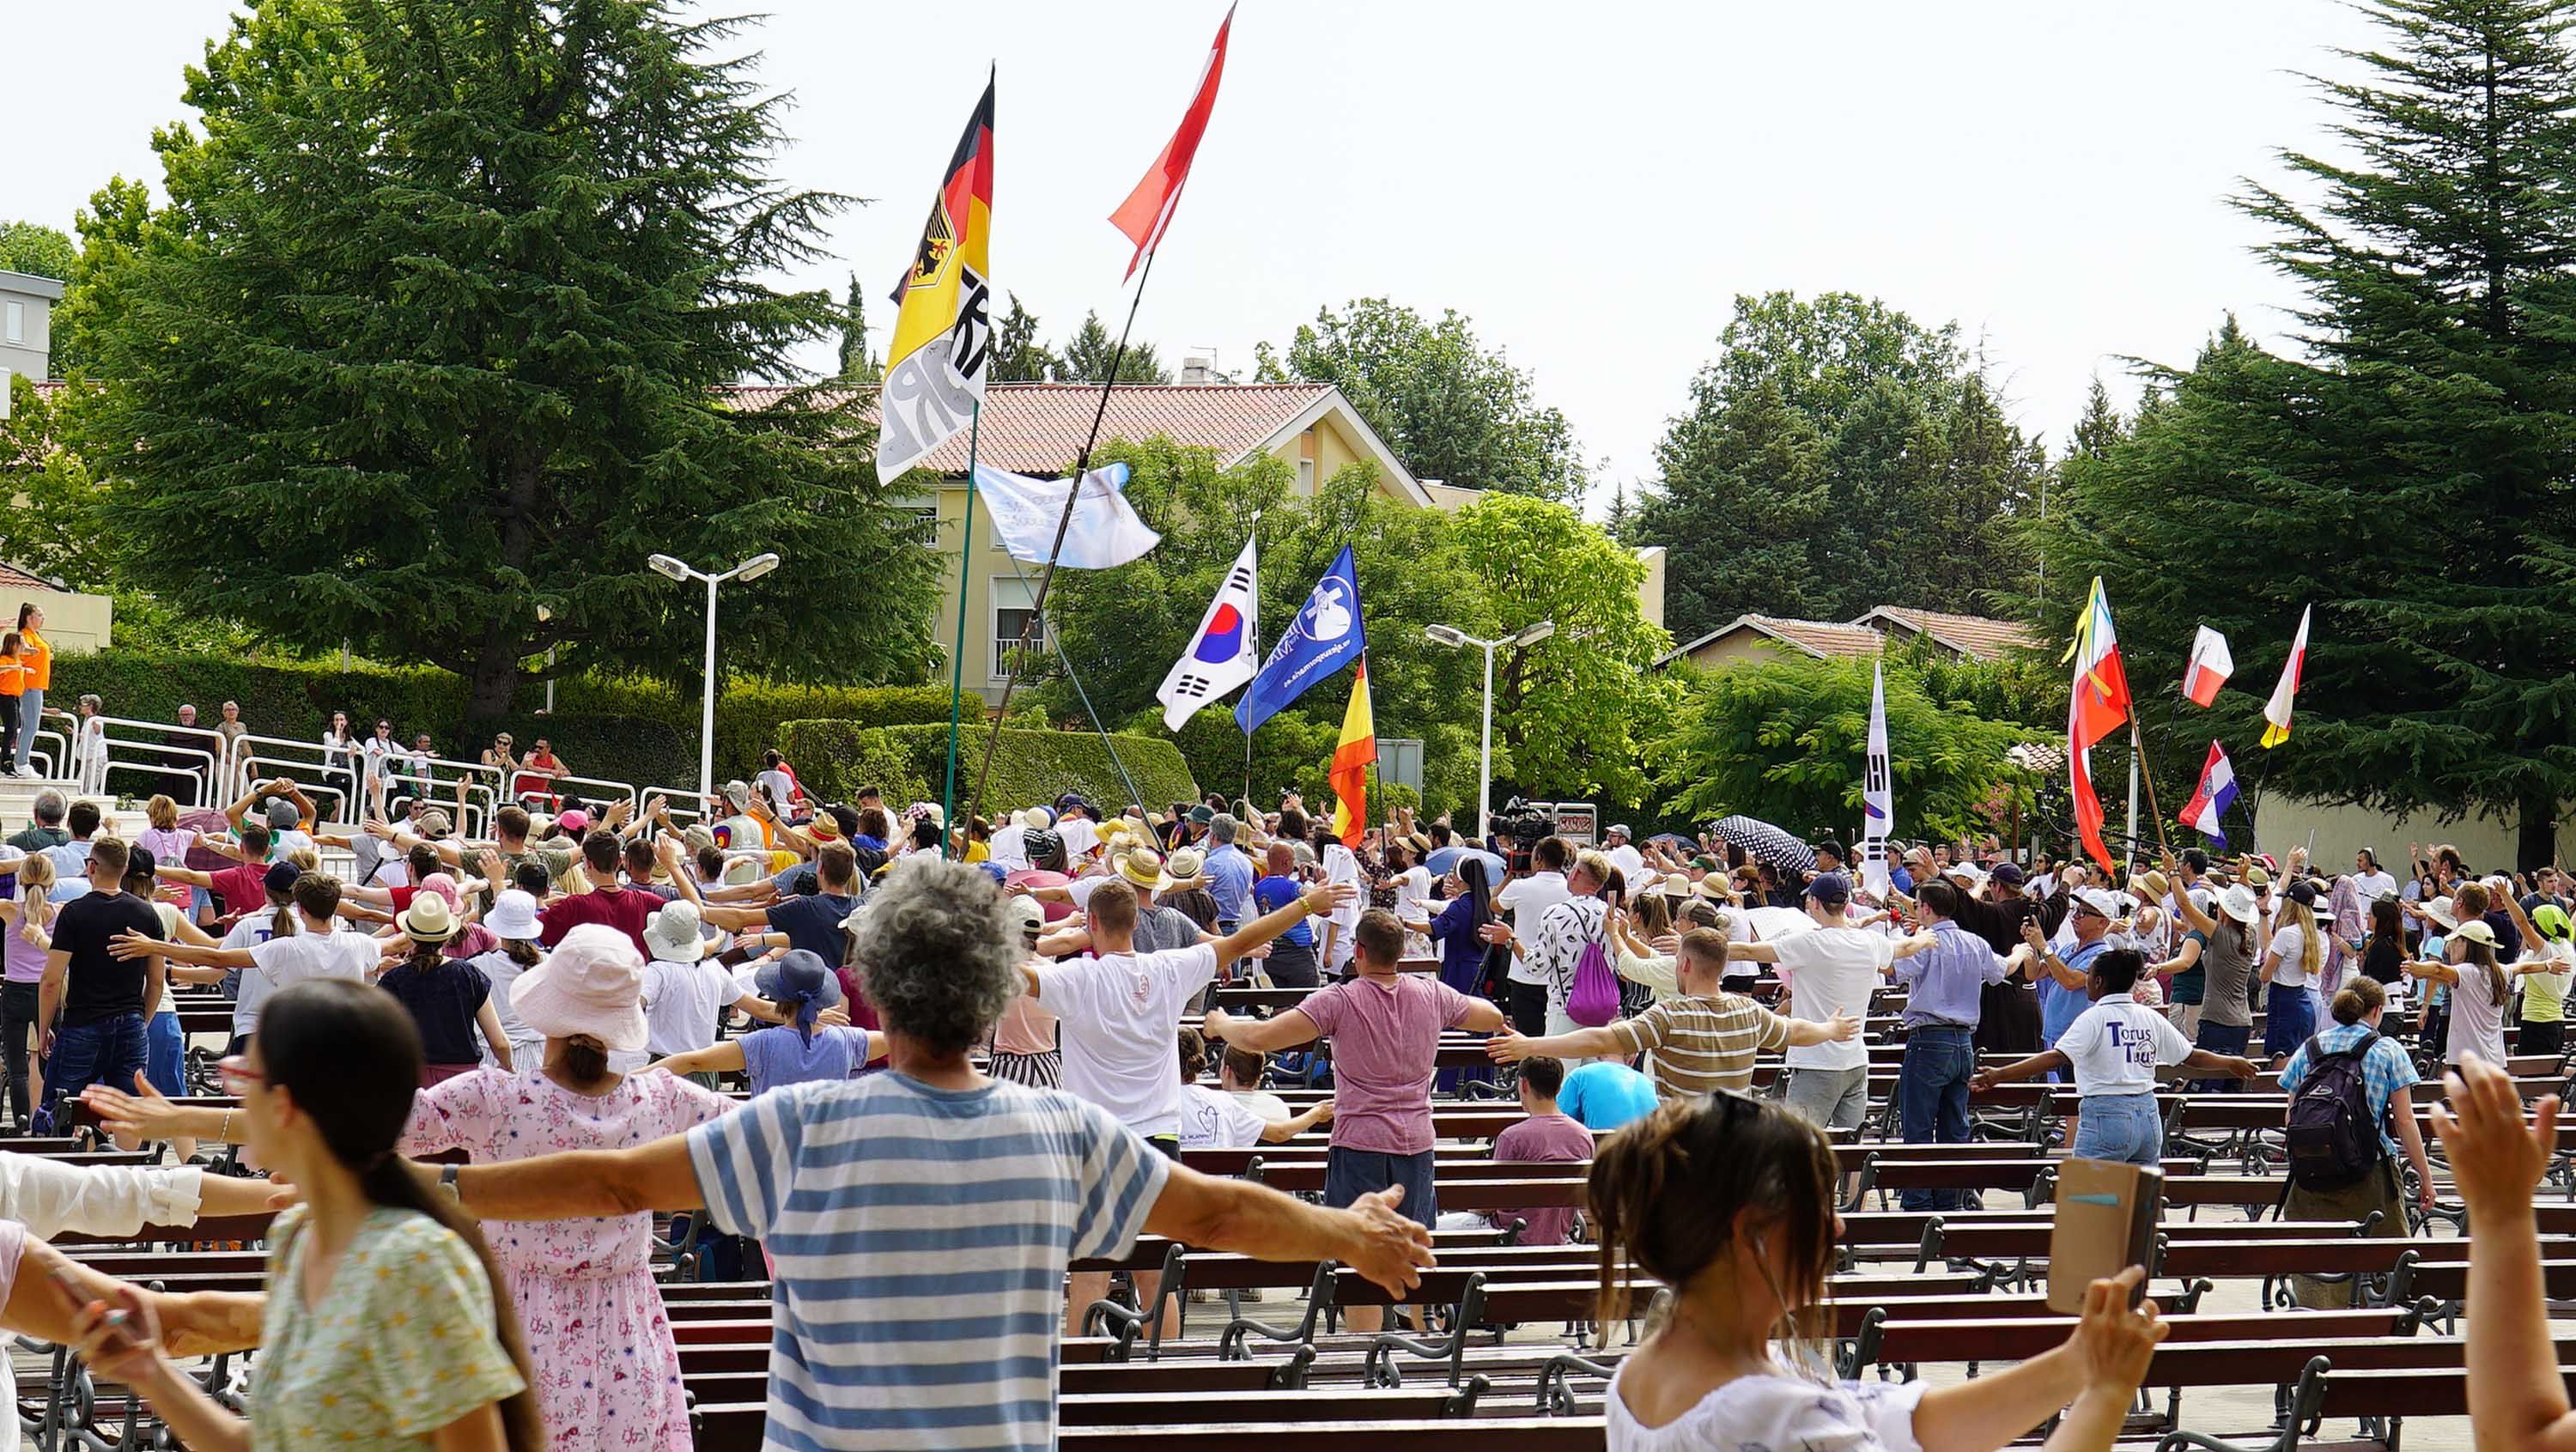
[3,1,2384,502]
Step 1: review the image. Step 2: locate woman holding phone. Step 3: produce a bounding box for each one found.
[1589,1091,2168,1450]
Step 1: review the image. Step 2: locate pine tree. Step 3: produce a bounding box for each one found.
[987,292,1058,381]
[2066,376,2127,458]
[836,273,880,383]
[2026,0,2576,864]
[70,2,940,713]
[1631,377,1828,639]
[1059,310,1170,385]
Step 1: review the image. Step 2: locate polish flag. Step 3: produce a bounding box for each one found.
[2182,626,2233,707]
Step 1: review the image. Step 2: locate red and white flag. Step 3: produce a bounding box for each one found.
[1109,3,1235,279]
[2260,605,2311,748]
[2182,625,2233,707]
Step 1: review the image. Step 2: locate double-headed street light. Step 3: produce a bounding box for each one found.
[1425,618,1554,842]
[648,551,781,805]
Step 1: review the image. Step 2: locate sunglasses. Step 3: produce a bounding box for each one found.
[216,1054,264,1095]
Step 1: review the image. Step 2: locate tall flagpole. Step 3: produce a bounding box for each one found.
[1240,509,1261,811]
[939,402,984,856]
[963,246,1163,833]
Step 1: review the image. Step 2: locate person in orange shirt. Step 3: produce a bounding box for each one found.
[0,631,24,771]
[10,604,47,780]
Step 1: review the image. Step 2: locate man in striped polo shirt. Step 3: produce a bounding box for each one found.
[1486,928,1860,1095]
[432,860,1436,1452]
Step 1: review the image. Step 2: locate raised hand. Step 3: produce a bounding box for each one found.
[2067,1266,2167,1394]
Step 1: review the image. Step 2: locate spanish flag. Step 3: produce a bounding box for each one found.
[877,74,996,483]
[1328,659,1376,848]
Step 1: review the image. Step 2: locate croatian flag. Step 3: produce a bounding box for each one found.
[1157,532,1259,732]
[2180,741,2239,848]
[2182,625,2233,707]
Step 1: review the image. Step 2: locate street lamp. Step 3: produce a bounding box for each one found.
[1424,618,1553,842]
[647,551,782,805]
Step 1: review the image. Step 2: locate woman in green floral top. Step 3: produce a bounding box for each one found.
[70,978,542,1449]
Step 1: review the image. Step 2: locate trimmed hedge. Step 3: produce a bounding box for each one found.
[50,651,951,793]
[776,720,1199,819]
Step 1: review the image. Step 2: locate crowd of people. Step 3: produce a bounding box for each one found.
[0,716,2561,1449]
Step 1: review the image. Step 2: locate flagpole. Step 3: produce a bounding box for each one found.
[999,559,1145,812]
[2129,721,2171,856]
[1240,509,1261,814]
[963,245,1165,834]
[939,401,984,856]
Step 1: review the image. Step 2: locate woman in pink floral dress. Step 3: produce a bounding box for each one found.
[404,925,733,1449]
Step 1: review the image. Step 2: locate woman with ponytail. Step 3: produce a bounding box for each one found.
[2406,897,2512,1068]
[651,949,884,1093]
[68,975,540,1449]
[2258,881,2328,1065]
[1588,1092,2167,1450]
[0,852,55,1132]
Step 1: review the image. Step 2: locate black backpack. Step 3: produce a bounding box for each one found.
[2284,1031,2384,1191]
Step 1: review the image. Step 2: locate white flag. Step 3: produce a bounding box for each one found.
[1157,533,1260,732]
[972,461,1161,569]
[1861,659,1892,899]
[2262,605,2311,748]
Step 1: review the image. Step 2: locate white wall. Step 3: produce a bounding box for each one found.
[2252,794,2576,875]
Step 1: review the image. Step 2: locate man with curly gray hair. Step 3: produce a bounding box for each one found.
[426,859,1434,1452]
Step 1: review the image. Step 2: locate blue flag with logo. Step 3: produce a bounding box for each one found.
[1236,545,1365,734]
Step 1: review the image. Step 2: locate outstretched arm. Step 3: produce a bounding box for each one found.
[1201,1007,1320,1055]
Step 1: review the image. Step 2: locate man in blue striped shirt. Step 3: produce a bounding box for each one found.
[434,859,1433,1451]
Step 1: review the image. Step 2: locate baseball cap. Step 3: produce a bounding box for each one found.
[264,860,303,896]
[1990,863,2026,888]
[1804,872,1851,906]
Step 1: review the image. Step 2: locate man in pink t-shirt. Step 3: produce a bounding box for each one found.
[1486,1054,1593,1245]
[1203,907,1508,1330]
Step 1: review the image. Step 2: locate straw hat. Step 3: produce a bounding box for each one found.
[643,900,708,963]
[2215,884,2263,926]
[1160,847,1205,890]
[1116,847,1166,890]
[507,923,649,1051]
[398,893,459,944]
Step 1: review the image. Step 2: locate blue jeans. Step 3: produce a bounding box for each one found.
[2194,1019,2253,1091]
[2264,981,2317,1060]
[12,687,40,772]
[2071,1092,2162,1166]
[145,1011,185,1097]
[1899,1025,1976,1210]
[47,1012,145,1122]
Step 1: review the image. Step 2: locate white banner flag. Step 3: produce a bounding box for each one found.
[1157,532,1260,732]
[973,461,1162,569]
[1861,659,1892,899]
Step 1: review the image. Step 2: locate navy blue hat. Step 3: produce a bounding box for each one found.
[264,860,304,896]
[1804,871,1852,906]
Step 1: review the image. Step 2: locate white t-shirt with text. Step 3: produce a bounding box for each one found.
[1176,1084,1269,1150]
[2058,996,2194,1097]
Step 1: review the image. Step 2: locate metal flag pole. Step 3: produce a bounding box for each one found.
[1240,509,1261,811]
[2129,720,2172,858]
[964,246,1164,833]
[939,402,984,856]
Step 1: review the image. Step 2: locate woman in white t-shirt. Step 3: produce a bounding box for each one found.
[1172,1030,1329,1149]
[2406,915,2512,1067]
[1590,1091,2167,1452]
[1973,949,2260,1165]
[2260,882,2327,1064]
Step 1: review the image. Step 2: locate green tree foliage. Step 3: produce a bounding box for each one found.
[66,2,939,714]
[1058,310,1170,385]
[1446,493,1673,805]
[1633,292,2044,642]
[1272,299,1585,501]
[1655,653,2040,844]
[988,292,1059,382]
[0,222,76,281]
[2020,0,2576,865]
[836,274,880,383]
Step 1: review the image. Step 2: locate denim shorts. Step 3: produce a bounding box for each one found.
[2071,1092,2162,1166]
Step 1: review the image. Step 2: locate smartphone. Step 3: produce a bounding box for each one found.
[2047,1159,2160,1313]
[47,1267,138,1352]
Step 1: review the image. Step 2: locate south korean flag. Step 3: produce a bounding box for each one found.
[1157,532,1261,733]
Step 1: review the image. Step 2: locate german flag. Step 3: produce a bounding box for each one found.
[1328,659,1376,848]
[878,74,995,483]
